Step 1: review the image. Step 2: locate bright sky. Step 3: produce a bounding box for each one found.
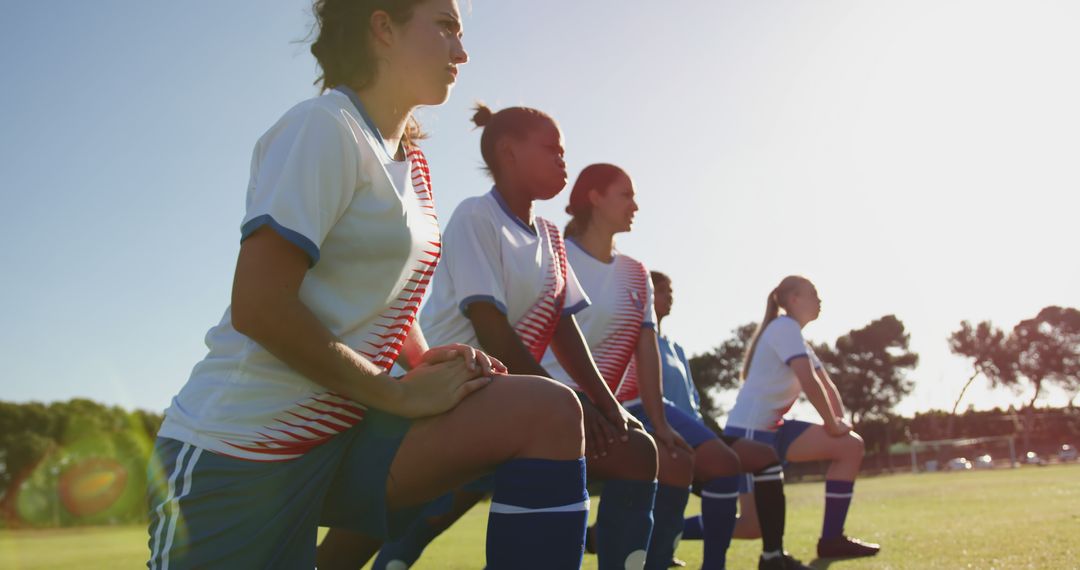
[2,1,1078,419]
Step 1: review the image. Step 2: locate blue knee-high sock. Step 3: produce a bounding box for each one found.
[701,476,739,570]
[486,458,589,570]
[597,479,657,570]
[645,484,691,569]
[683,514,703,540]
[372,495,452,569]
[822,480,855,539]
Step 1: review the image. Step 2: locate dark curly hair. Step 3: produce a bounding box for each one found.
[471,102,554,178]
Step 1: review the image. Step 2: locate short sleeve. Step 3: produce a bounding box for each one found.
[807,345,825,370]
[241,105,358,266]
[641,265,658,329]
[442,204,509,315]
[764,317,811,366]
[561,260,591,316]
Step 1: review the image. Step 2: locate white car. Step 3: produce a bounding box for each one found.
[1060,444,1078,462]
[974,454,993,469]
[947,457,972,471]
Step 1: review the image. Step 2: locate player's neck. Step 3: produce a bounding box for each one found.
[493,183,534,227]
[575,224,615,263]
[353,84,413,159]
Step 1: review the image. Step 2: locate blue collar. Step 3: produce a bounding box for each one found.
[334,85,400,162]
[489,187,536,235]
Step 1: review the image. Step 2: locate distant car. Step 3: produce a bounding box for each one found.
[1060,444,1078,462]
[974,454,993,469]
[947,457,972,471]
[1025,451,1044,466]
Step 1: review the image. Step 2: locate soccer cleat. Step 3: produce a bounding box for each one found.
[669,556,687,567]
[584,524,597,555]
[816,535,881,558]
[758,552,812,570]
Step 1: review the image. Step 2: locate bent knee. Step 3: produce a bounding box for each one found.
[697,441,741,480]
[517,376,584,451]
[616,428,660,481]
[846,431,866,457]
[658,446,694,487]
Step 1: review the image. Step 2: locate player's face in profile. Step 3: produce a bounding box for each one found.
[654,279,673,319]
[791,281,822,322]
[591,174,638,233]
[395,0,468,106]
[513,121,567,201]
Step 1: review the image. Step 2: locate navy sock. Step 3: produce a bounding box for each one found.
[701,476,739,570]
[753,463,786,555]
[822,480,854,539]
[486,458,589,570]
[372,495,451,569]
[682,514,703,540]
[644,484,690,569]
[597,478,657,570]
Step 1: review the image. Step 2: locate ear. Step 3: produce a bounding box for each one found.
[587,187,604,208]
[369,10,395,48]
[494,137,516,168]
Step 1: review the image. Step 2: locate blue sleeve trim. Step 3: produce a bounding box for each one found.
[784,353,809,366]
[561,299,590,316]
[641,322,657,330]
[459,295,508,316]
[241,214,320,267]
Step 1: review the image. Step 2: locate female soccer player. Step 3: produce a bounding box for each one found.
[549,165,806,570]
[363,105,661,570]
[146,3,589,569]
[724,275,881,559]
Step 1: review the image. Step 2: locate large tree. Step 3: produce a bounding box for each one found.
[816,315,919,426]
[947,320,1018,436]
[688,322,757,431]
[1011,306,1080,409]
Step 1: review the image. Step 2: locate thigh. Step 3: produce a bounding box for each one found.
[783,423,862,464]
[692,438,741,481]
[385,374,583,510]
[728,438,780,473]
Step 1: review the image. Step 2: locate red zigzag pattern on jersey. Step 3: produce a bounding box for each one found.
[514,219,569,361]
[224,146,441,460]
[589,257,649,400]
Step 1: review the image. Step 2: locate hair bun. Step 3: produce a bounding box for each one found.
[471,103,493,128]
[565,204,575,215]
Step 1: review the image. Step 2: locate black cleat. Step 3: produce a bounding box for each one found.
[816,535,881,558]
[584,524,597,555]
[758,552,812,570]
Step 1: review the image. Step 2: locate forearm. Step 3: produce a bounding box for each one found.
[822,373,846,418]
[791,360,838,425]
[399,323,431,371]
[233,295,403,409]
[468,304,549,377]
[550,317,619,409]
[635,328,668,430]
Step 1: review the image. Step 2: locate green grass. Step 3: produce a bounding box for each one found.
[2,464,1077,569]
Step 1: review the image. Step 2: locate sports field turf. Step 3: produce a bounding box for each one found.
[1,464,1076,569]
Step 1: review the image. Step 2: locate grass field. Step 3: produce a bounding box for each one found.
[1,464,1077,569]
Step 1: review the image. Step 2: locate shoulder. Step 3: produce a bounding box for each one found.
[763,316,804,340]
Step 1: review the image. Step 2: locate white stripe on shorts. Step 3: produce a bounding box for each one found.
[489,498,590,515]
[701,490,740,500]
[161,447,202,570]
[151,443,191,570]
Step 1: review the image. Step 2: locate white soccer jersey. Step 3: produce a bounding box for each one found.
[158,89,441,461]
[726,315,824,431]
[421,189,589,360]
[541,239,656,399]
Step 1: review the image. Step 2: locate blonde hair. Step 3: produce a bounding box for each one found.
[741,275,813,380]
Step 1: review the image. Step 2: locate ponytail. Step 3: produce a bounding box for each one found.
[741,275,811,380]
